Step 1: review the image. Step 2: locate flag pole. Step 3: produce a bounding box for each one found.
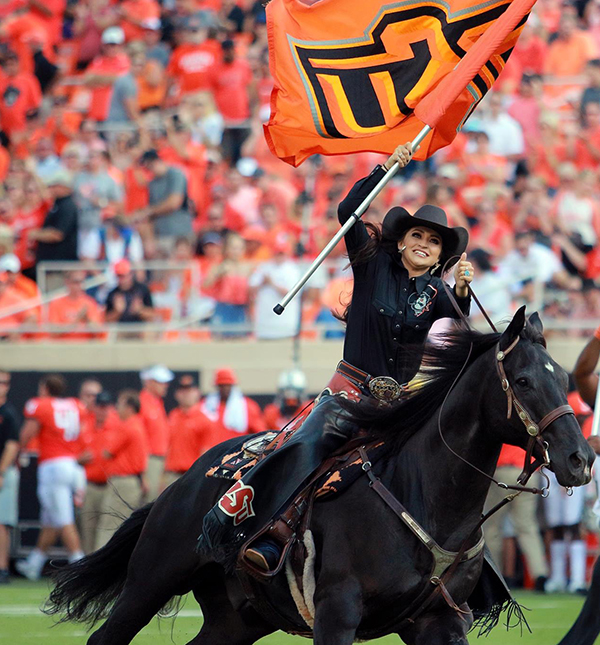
[273,124,431,315]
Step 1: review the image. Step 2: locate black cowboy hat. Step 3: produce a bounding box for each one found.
[382,205,469,270]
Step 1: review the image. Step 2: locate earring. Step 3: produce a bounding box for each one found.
[399,245,406,253]
[432,262,440,273]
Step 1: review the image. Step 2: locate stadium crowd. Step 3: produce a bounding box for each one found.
[0,0,600,339]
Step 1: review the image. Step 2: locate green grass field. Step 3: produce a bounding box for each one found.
[0,579,595,644]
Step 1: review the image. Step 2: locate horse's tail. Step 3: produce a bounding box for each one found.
[45,503,153,625]
[557,554,600,645]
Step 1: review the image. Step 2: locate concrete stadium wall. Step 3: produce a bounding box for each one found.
[0,336,587,394]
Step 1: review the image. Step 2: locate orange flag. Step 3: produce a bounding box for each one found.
[264,0,534,166]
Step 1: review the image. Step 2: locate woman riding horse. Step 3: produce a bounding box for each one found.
[200,143,475,571]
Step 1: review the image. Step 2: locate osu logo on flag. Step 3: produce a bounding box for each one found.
[289,1,514,139]
[218,481,256,526]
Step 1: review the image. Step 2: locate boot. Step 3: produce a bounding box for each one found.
[245,538,282,572]
[199,395,359,564]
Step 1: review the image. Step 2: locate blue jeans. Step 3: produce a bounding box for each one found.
[211,302,248,338]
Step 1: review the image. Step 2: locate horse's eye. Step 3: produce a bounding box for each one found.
[516,377,529,388]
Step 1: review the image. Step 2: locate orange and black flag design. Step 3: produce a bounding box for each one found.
[264,0,535,166]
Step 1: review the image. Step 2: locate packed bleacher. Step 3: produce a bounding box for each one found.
[1,0,600,341]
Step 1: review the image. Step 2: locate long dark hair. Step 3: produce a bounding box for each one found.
[334,222,450,322]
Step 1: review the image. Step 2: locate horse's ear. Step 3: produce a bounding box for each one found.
[528,312,543,334]
[499,306,526,350]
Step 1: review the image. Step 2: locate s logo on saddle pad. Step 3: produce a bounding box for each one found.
[408,285,438,318]
[218,481,256,526]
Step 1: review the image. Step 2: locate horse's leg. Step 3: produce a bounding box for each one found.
[86,580,179,645]
[312,577,363,645]
[187,570,274,645]
[406,605,472,645]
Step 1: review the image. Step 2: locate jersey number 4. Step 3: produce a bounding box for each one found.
[53,407,80,441]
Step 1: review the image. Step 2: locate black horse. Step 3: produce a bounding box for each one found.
[47,308,595,645]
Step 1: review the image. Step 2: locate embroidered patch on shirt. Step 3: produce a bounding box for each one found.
[408,285,438,317]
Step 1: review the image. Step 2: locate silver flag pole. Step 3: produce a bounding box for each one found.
[273,124,431,315]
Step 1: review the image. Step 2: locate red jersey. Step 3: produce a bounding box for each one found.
[165,404,214,473]
[139,389,169,456]
[24,396,87,463]
[105,414,148,477]
[84,408,119,484]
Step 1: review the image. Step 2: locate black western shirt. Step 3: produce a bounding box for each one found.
[338,166,470,384]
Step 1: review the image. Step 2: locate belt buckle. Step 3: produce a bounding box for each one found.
[368,376,403,402]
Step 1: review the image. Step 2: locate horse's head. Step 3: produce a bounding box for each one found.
[489,306,594,488]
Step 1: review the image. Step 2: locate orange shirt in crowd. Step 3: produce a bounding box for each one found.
[2,12,53,75]
[137,60,167,110]
[165,404,214,473]
[207,396,266,445]
[209,58,252,123]
[119,0,160,42]
[0,146,9,181]
[8,273,39,300]
[29,0,66,47]
[0,71,42,135]
[212,274,249,305]
[46,292,103,339]
[168,40,221,95]
[86,53,130,121]
[139,388,169,456]
[84,408,119,484]
[24,396,88,463]
[0,287,31,333]
[544,32,597,77]
[12,203,48,269]
[105,414,148,477]
[124,166,149,213]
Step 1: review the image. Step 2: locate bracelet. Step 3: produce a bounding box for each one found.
[594,325,600,341]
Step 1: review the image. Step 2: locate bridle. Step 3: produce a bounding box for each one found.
[438,256,576,497]
[494,336,574,489]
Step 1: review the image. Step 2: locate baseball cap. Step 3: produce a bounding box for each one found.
[113,258,132,276]
[140,149,160,165]
[200,232,223,246]
[176,374,198,389]
[44,169,73,189]
[214,367,237,386]
[102,27,125,45]
[96,391,113,406]
[140,365,175,383]
[142,17,161,30]
[0,254,21,274]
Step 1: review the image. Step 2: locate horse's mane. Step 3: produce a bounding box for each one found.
[344,322,545,449]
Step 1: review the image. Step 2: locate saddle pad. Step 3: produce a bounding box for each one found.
[206,423,389,500]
